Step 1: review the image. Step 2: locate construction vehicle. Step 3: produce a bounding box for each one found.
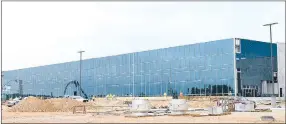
[69,95,88,102]
[7,100,19,107]
[63,80,89,102]
[7,97,21,107]
[63,80,88,99]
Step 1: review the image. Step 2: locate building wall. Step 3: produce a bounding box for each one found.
[3,39,235,98]
[277,42,285,97]
[236,39,278,97]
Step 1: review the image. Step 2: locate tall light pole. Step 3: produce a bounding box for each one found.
[1,73,4,93]
[263,22,278,107]
[78,50,85,96]
[1,73,4,101]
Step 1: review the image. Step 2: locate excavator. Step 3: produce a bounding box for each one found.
[63,80,88,100]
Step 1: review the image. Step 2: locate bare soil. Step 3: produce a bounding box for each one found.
[2,111,285,123]
[2,97,285,123]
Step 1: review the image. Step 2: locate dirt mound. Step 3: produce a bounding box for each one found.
[47,98,87,112]
[8,97,90,112]
[8,97,56,112]
[2,105,10,112]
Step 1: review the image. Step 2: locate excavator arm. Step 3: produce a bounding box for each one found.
[63,80,88,99]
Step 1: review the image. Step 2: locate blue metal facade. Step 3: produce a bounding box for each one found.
[3,38,236,98]
[236,39,278,96]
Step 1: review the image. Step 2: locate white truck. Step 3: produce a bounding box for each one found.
[7,97,21,107]
[68,96,89,102]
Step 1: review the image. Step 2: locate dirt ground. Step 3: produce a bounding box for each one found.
[2,109,285,123]
[2,97,285,123]
[2,111,285,123]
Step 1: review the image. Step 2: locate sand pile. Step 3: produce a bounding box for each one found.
[8,97,57,112]
[47,98,88,112]
[8,97,90,112]
[2,105,9,112]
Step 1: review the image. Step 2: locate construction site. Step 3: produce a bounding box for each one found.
[2,95,285,123]
[2,0,286,123]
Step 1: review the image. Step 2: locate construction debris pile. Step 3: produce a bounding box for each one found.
[8,97,89,112]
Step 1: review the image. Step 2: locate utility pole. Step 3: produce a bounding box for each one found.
[263,22,278,108]
[1,73,4,101]
[78,50,85,96]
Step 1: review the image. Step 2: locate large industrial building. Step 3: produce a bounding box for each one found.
[2,38,282,99]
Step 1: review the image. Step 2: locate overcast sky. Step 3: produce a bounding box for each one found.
[2,1,285,71]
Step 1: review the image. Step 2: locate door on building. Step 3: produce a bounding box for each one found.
[280,88,283,97]
[237,68,242,95]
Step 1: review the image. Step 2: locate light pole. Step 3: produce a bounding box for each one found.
[1,73,4,101]
[78,50,85,96]
[263,22,278,107]
[1,73,4,93]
